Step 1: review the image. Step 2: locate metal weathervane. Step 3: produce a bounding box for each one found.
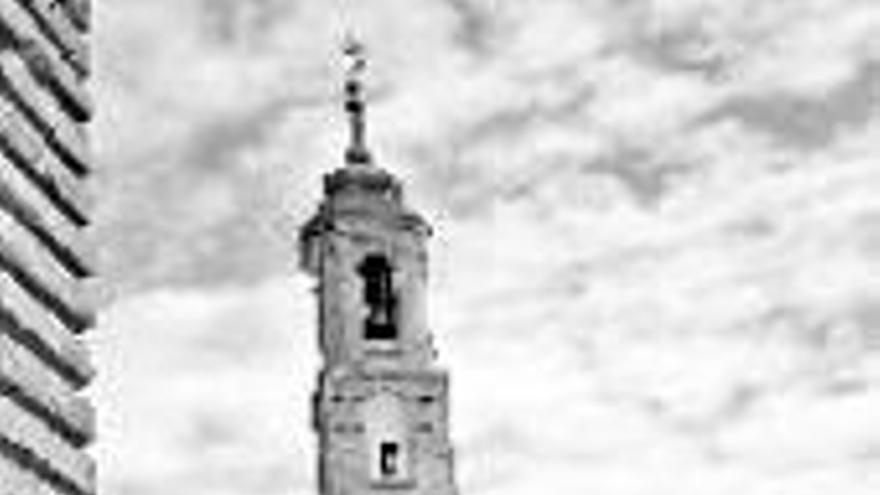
[343,35,371,165]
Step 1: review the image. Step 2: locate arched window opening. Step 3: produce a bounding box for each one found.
[358,253,398,340]
[365,392,411,485]
[379,441,400,478]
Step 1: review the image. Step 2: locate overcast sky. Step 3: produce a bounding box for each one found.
[89,1,880,494]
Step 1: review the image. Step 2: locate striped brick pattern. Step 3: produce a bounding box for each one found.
[0,1,94,494]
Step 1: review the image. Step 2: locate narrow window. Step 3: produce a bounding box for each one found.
[358,254,397,340]
[379,441,400,478]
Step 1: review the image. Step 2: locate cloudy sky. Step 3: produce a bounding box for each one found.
[89,1,880,494]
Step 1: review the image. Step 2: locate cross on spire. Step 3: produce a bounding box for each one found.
[343,35,371,165]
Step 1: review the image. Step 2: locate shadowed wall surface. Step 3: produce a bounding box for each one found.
[0,0,95,494]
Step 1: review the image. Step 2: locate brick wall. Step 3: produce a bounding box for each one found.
[0,0,95,494]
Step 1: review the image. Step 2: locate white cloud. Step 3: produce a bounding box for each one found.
[92,278,318,495]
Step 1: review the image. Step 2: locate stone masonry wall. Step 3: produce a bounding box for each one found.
[0,0,95,494]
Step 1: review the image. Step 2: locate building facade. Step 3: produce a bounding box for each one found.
[299,42,458,495]
[0,1,95,494]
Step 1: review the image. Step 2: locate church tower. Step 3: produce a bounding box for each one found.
[299,40,458,495]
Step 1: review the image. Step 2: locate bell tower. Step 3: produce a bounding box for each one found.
[299,39,458,495]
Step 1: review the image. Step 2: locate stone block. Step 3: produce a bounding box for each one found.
[0,331,94,446]
[0,396,94,495]
[0,99,91,226]
[0,164,81,274]
[0,216,94,333]
[0,152,91,277]
[56,0,87,32]
[0,50,90,175]
[0,456,43,494]
[0,181,90,278]
[0,0,90,120]
[15,0,88,77]
[0,271,94,387]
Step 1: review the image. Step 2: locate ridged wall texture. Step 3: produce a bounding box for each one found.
[0,0,95,494]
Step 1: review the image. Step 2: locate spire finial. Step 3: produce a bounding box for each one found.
[343,34,371,165]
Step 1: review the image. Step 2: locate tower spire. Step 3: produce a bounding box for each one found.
[343,35,371,165]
